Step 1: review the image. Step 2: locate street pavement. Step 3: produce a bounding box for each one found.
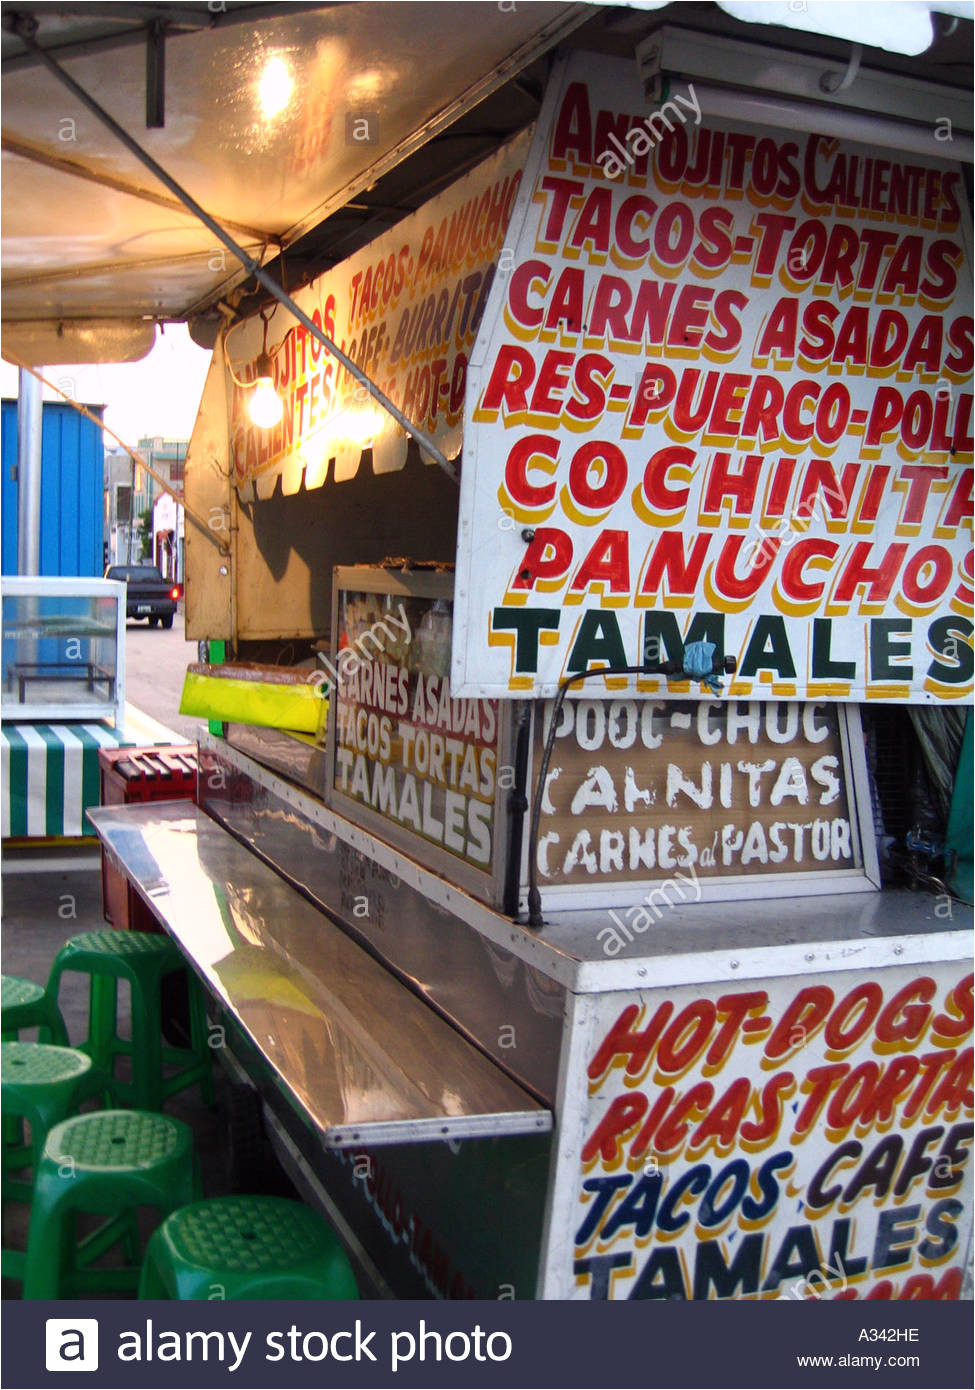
[122,608,205,743]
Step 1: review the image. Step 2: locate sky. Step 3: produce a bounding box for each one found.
[0,323,212,446]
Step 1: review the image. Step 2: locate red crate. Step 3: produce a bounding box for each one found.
[98,746,197,931]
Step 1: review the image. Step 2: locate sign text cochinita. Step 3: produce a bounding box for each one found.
[452,53,974,702]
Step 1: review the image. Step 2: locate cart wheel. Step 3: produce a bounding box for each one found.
[161,614,174,629]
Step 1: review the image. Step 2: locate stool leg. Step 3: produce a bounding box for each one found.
[88,972,119,1073]
[133,974,164,1112]
[23,1184,70,1299]
[137,1234,171,1299]
[187,978,215,1106]
[2,1110,24,1150]
[39,996,69,1047]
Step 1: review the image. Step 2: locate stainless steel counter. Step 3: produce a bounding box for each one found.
[87,801,552,1147]
[198,731,973,1002]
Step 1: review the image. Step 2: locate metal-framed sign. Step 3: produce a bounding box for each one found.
[325,566,513,905]
[452,50,974,701]
[520,697,878,913]
[538,958,975,1300]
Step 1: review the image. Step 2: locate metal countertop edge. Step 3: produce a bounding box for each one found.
[197,733,975,997]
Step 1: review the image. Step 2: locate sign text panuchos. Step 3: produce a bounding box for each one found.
[454,52,974,702]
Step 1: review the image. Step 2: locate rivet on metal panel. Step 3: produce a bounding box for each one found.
[730,960,739,969]
[805,953,815,962]
[894,946,904,955]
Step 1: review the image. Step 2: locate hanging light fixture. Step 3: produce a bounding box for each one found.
[248,308,282,429]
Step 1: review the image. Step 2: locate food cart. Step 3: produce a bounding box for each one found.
[9,5,969,1301]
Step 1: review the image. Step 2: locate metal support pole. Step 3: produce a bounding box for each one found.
[4,350,229,556]
[146,20,166,128]
[16,367,43,575]
[12,15,458,484]
[127,452,136,563]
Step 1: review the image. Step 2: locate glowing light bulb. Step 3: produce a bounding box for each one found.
[249,354,282,428]
[348,407,385,447]
[259,56,293,120]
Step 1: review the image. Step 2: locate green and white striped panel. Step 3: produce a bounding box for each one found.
[1,722,129,839]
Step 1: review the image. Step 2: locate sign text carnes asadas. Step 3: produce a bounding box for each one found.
[331,587,500,873]
[454,53,974,702]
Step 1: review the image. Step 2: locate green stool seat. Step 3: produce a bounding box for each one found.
[139,1194,359,1300]
[23,1108,201,1299]
[46,929,213,1112]
[1,975,67,1044]
[1,1043,107,1281]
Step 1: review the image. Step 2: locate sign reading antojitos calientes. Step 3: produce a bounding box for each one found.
[453,50,974,702]
[228,130,530,495]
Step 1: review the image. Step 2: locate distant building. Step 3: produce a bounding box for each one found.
[103,435,186,571]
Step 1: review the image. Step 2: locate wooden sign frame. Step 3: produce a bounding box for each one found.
[519,699,880,912]
[325,566,513,907]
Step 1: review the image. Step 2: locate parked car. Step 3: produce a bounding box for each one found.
[104,564,179,628]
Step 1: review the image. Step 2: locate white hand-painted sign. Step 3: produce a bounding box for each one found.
[453,52,973,702]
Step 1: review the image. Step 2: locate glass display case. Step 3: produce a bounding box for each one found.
[1,577,126,726]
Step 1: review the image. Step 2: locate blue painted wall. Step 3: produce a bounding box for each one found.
[1,399,104,577]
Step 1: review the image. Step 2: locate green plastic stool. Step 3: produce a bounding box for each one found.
[1,975,68,1044]
[1,1043,108,1280]
[138,1194,360,1300]
[46,930,214,1112]
[1,980,68,1158]
[23,1108,201,1299]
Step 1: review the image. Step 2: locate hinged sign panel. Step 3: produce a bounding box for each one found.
[228,130,531,499]
[326,567,510,904]
[522,698,876,914]
[453,51,974,701]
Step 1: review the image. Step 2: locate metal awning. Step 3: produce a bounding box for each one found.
[87,800,553,1145]
[2,3,970,365]
[1,1,587,361]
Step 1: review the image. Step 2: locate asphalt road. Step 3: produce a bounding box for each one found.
[124,609,205,743]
